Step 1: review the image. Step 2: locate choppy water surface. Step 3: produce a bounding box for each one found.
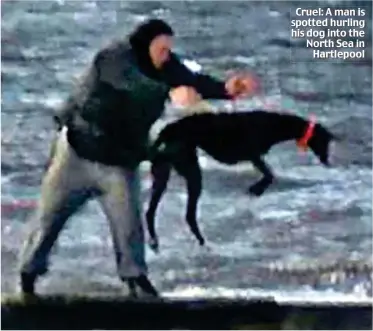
[1,0,372,301]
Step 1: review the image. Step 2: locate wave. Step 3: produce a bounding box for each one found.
[165,284,372,303]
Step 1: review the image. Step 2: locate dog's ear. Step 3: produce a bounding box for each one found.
[308,124,334,166]
[324,130,344,167]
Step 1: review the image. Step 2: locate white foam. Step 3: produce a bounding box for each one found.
[164,285,373,305]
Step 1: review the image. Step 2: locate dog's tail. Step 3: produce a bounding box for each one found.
[148,124,178,162]
[153,130,168,151]
[148,132,167,163]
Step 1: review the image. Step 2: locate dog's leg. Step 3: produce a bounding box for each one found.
[145,155,171,253]
[248,157,274,196]
[174,151,205,246]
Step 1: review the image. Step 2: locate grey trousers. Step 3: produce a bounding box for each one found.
[19,127,147,279]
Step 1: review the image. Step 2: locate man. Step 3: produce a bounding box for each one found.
[19,19,258,297]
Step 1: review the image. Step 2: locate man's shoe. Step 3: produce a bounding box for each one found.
[20,272,37,295]
[126,278,138,298]
[134,275,159,297]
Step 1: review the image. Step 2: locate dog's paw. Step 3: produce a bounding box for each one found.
[198,236,205,246]
[199,242,213,254]
[148,237,159,253]
[247,185,265,196]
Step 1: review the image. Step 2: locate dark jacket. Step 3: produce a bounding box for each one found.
[55,39,231,169]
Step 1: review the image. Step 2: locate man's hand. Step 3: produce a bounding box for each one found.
[225,73,260,99]
[169,86,202,107]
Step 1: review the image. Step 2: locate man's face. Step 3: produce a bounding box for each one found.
[149,34,173,69]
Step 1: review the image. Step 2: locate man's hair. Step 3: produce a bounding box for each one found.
[128,19,174,79]
[129,19,174,52]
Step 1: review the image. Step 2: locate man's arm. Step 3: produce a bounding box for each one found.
[161,53,231,100]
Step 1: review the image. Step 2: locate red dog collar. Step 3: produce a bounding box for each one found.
[297,115,316,151]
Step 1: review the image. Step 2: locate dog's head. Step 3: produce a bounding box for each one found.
[307,123,337,166]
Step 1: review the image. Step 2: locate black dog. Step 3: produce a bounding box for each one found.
[146,110,336,252]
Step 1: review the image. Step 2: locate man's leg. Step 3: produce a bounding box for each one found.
[97,166,158,297]
[19,128,96,295]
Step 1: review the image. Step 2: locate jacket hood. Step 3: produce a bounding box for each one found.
[129,19,174,80]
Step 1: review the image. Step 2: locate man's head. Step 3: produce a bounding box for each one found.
[129,19,174,70]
